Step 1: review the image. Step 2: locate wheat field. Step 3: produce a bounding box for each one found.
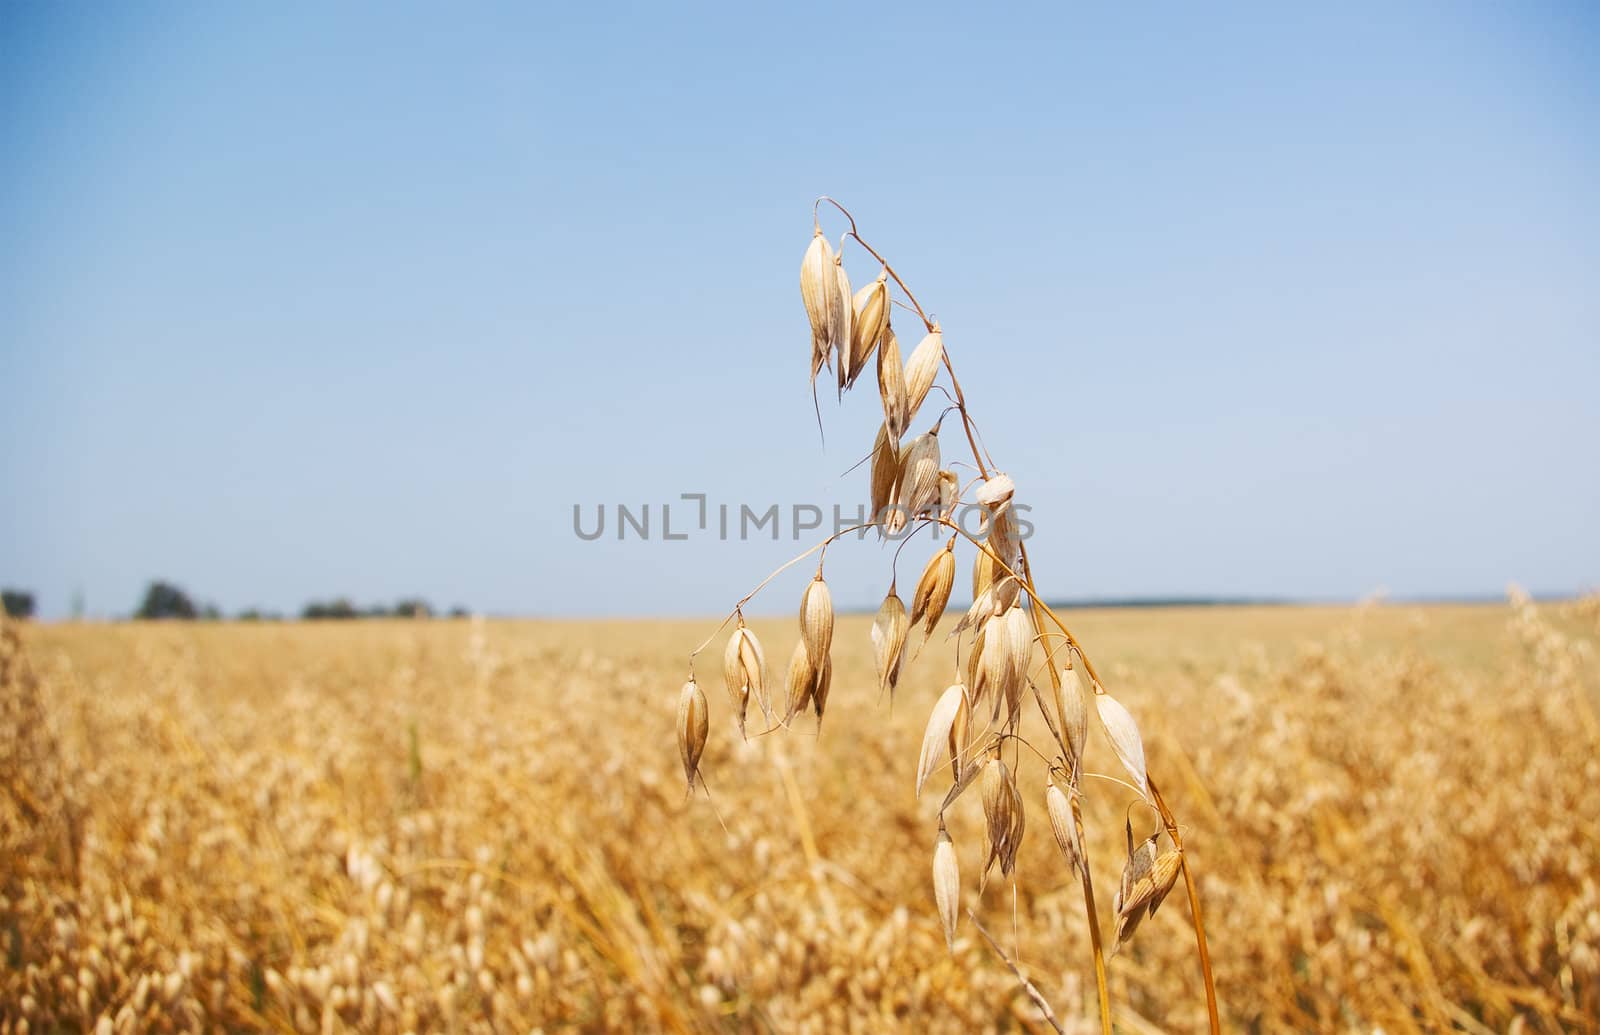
[3,593,1598,1034]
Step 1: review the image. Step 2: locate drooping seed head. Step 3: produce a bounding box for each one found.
[903,325,944,425]
[870,589,909,700]
[1113,829,1163,953]
[846,270,889,390]
[896,429,942,520]
[1045,775,1085,880]
[877,324,908,440]
[812,651,833,724]
[783,640,815,725]
[722,622,767,737]
[799,575,834,668]
[980,754,1025,878]
[1056,653,1089,776]
[910,538,956,642]
[869,423,902,530]
[721,630,749,738]
[1148,849,1183,917]
[831,255,852,394]
[676,679,709,793]
[1097,693,1150,798]
[932,823,960,951]
[800,230,835,385]
[916,683,968,798]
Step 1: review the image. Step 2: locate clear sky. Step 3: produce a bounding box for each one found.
[2,3,1596,620]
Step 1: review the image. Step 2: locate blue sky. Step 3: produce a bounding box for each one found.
[2,3,1596,619]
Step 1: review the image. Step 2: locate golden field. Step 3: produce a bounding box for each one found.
[3,595,1598,1033]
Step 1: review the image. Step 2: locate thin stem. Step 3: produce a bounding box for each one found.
[968,910,1066,1035]
[1150,777,1221,1034]
[814,196,936,334]
[937,520,1109,690]
[688,522,877,670]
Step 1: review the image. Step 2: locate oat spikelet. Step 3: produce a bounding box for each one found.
[800,230,834,380]
[831,255,852,396]
[1113,829,1162,953]
[877,324,908,440]
[676,679,709,793]
[896,429,942,520]
[869,423,901,529]
[916,683,967,797]
[1045,775,1085,880]
[783,640,815,725]
[870,589,909,700]
[947,689,972,783]
[932,823,960,951]
[1097,693,1150,798]
[903,324,944,424]
[846,270,889,390]
[1148,849,1183,917]
[799,575,834,668]
[995,605,1035,725]
[1056,653,1089,777]
[812,652,833,724]
[910,538,956,644]
[980,754,1025,879]
[722,621,767,737]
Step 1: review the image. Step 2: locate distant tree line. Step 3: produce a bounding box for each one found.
[0,580,470,621]
[2,588,35,619]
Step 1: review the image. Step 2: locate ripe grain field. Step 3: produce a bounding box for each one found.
[4,596,1598,1033]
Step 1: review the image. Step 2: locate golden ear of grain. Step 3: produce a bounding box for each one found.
[812,652,833,724]
[947,689,972,783]
[980,755,1025,879]
[1056,655,1089,774]
[916,683,967,797]
[737,627,769,724]
[1045,776,1085,880]
[909,538,956,642]
[932,824,960,951]
[677,679,709,793]
[1112,834,1162,954]
[800,231,834,385]
[998,605,1035,725]
[876,324,908,440]
[896,430,942,520]
[869,423,902,531]
[783,640,815,725]
[1147,849,1183,917]
[846,271,889,390]
[902,325,944,424]
[870,590,909,699]
[831,256,852,396]
[967,620,989,711]
[1096,693,1150,798]
[721,631,750,739]
[800,575,834,667]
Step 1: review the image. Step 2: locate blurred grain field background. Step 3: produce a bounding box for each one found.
[3,594,1598,1034]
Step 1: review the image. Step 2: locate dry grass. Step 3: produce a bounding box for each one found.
[4,594,1597,1032]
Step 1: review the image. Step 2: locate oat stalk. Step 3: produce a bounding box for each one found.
[682,199,1221,1035]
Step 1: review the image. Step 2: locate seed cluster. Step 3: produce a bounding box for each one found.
[681,201,1217,1027]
